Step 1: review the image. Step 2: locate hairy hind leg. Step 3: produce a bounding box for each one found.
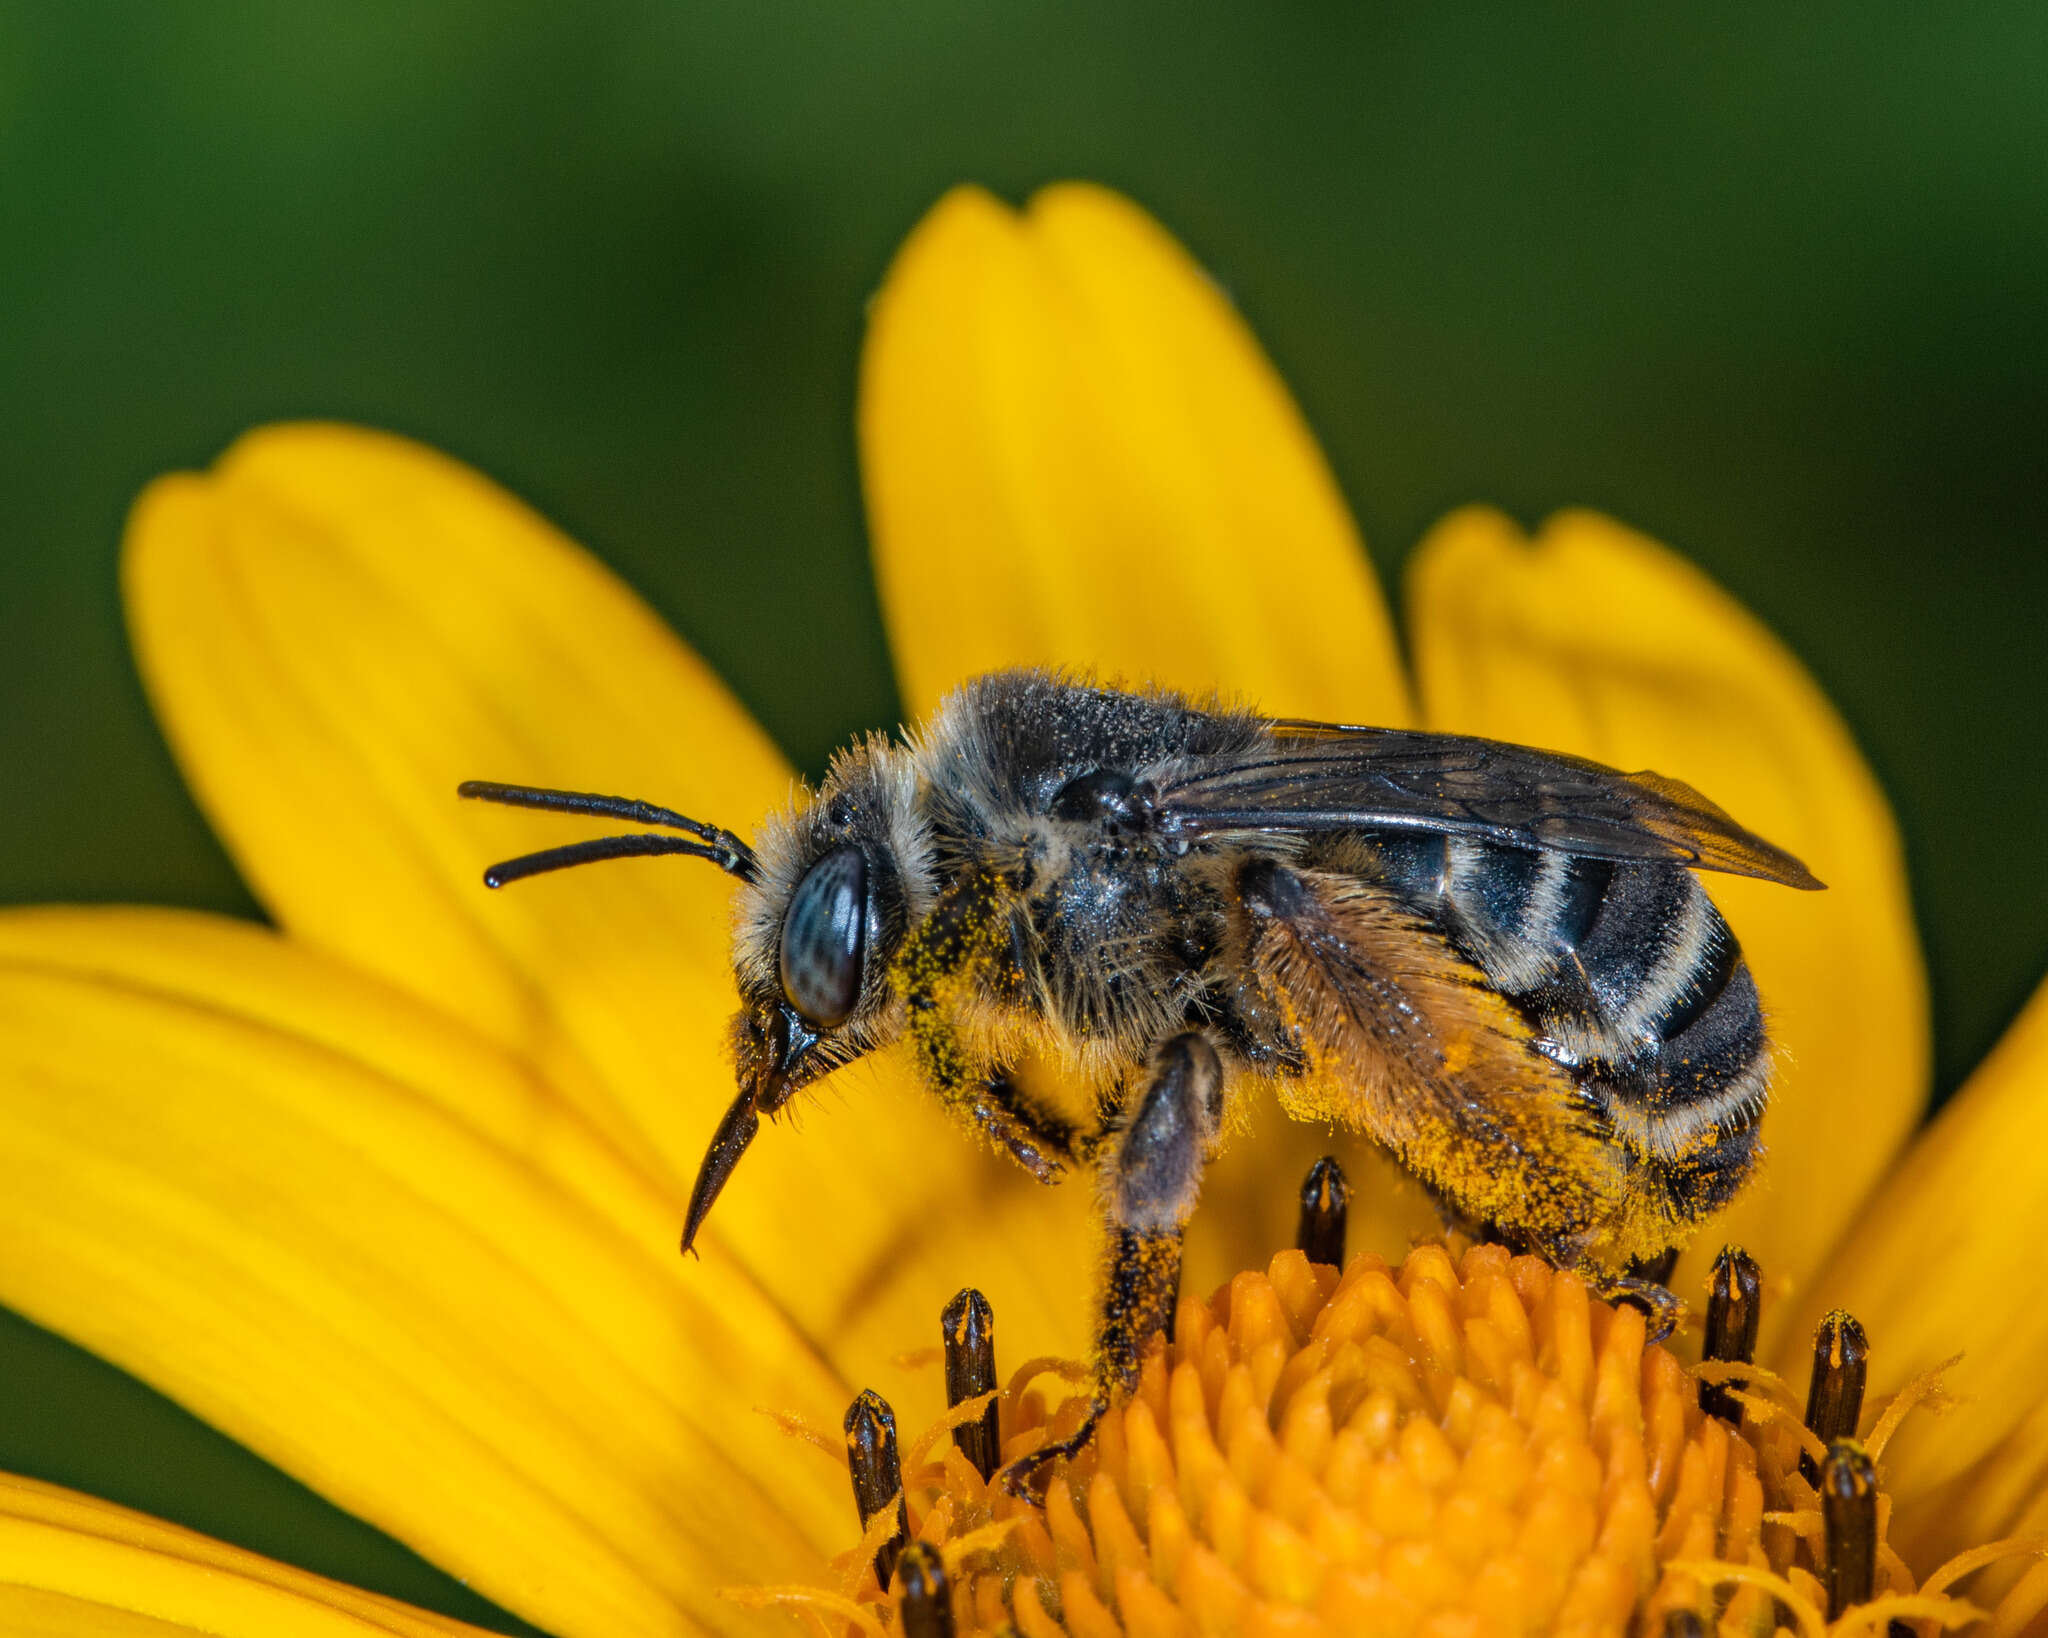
[1002,1031,1224,1495]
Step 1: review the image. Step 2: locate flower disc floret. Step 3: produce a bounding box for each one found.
[768,1242,2039,1638]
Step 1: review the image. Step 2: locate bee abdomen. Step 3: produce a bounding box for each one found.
[1640,945,1768,1216]
[1426,843,1769,1215]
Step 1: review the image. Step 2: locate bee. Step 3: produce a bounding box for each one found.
[462,668,1819,1467]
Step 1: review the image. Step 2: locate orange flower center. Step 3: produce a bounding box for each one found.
[741,1241,2043,1638]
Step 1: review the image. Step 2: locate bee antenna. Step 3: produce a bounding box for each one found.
[459,780,759,884]
[477,833,760,888]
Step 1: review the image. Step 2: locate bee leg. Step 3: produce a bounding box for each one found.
[896,866,1078,1180]
[1098,1033,1225,1385]
[961,1067,1090,1184]
[902,979,1058,1178]
[1001,1031,1224,1497]
[1525,1228,1686,1344]
[1627,1246,1681,1286]
[1581,1265,1687,1345]
[906,1023,1079,1182]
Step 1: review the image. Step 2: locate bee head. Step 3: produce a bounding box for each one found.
[458,735,933,1257]
[700,736,934,1252]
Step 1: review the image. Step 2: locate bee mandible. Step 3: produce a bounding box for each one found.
[462,669,1820,1472]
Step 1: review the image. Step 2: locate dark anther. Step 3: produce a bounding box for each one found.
[1820,1438,1878,1619]
[1296,1155,1350,1269]
[1662,1611,1709,1638]
[897,1540,956,1638]
[844,1389,909,1589]
[1802,1309,1870,1485]
[941,1288,1001,1483]
[1698,1245,1762,1423]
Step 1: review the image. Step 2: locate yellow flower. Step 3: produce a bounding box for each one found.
[0,181,2041,1636]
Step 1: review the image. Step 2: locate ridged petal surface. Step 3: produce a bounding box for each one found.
[1783,969,2048,1576]
[0,1473,486,1637]
[862,183,1409,728]
[0,906,852,1637]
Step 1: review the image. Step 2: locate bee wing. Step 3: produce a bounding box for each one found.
[1158,723,1822,889]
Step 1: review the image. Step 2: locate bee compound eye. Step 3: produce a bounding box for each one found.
[778,843,868,1027]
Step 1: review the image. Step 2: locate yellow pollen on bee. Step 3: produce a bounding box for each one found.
[758,1243,2036,1638]
[1438,1031,1478,1077]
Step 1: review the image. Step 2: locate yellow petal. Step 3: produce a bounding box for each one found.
[1783,968,2048,1573]
[121,424,1091,1381]
[123,422,787,1184]
[861,183,1410,727]
[0,906,850,1638]
[1407,507,1928,1317]
[0,1473,488,1637]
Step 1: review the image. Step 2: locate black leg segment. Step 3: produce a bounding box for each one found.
[1097,1031,1224,1396]
[895,868,1083,1181]
[969,1067,1087,1183]
[998,1031,1224,1499]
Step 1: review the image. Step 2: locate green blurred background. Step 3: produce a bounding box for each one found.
[2,5,2045,1630]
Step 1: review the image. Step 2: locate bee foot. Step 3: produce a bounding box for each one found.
[970,1100,1067,1184]
[1588,1269,1687,1344]
[997,1399,1105,1499]
[1004,1136,1064,1184]
[992,1123,1064,1183]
